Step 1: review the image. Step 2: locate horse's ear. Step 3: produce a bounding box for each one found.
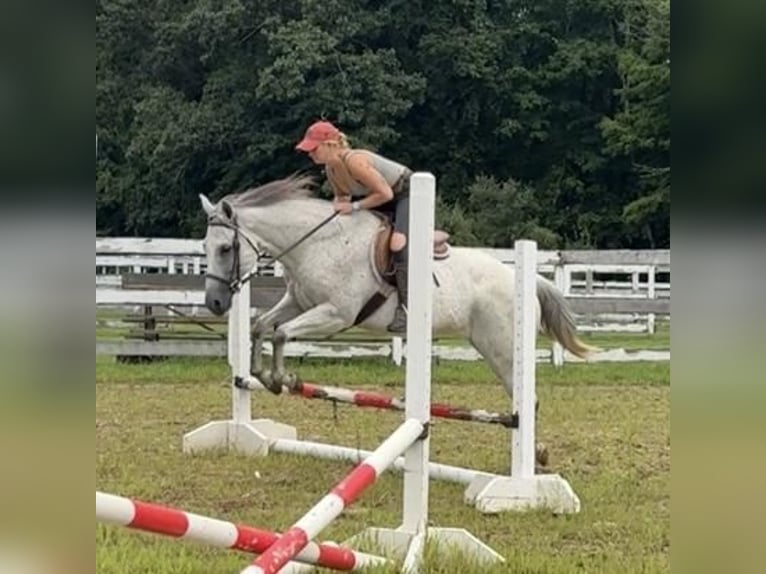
[199,194,216,217]
[221,200,234,220]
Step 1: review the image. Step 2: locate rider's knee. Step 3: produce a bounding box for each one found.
[390,232,407,252]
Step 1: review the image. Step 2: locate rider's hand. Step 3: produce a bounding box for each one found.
[333,198,353,215]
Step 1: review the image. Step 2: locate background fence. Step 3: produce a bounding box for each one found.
[96,238,670,363]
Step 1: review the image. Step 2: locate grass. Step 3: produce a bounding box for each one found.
[96,354,669,573]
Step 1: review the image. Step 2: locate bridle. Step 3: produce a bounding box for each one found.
[204,216,263,293]
[205,210,339,293]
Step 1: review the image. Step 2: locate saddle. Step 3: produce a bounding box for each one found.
[373,218,451,286]
[350,215,450,327]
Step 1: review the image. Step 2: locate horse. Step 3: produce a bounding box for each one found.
[200,174,594,400]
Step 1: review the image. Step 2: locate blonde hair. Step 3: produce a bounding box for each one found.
[323,132,351,149]
[338,132,351,148]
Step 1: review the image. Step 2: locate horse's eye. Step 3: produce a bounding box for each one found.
[220,244,232,254]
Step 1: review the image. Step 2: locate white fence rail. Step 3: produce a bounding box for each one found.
[97,238,669,298]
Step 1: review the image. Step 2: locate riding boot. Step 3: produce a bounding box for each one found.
[387,256,408,334]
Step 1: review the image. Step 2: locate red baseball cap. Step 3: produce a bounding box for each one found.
[295,121,341,152]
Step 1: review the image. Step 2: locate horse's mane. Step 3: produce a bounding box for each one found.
[225,174,318,207]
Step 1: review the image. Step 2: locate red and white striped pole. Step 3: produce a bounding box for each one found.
[237,377,514,427]
[96,491,387,571]
[239,417,425,574]
[291,381,516,428]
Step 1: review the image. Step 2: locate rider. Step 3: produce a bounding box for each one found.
[295,120,413,333]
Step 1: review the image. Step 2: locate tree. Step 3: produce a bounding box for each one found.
[600,0,670,247]
[96,0,670,248]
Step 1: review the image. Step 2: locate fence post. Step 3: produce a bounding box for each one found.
[551,264,565,367]
[391,336,403,366]
[647,265,656,334]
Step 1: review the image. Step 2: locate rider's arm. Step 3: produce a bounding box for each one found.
[344,154,394,210]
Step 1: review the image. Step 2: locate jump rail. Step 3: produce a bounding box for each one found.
[268,438,492,485]
[95,491,388,571]
[235,377,516,428]
[240,419,425,574]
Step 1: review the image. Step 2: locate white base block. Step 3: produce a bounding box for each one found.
[347,526,504,573]
[465,473,581,514]
[182,419,297,456]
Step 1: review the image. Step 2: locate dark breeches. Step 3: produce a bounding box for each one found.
[371,193,409,263]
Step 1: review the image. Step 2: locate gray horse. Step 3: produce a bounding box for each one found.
[200,175,594,398]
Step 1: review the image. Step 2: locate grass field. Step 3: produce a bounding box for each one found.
[96,331,670,574]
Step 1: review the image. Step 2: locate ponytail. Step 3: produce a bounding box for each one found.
[337,132,351,149]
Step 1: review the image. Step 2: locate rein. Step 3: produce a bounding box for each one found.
[206,210,339,292]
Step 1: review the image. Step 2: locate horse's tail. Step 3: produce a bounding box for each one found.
[536,277,600,359]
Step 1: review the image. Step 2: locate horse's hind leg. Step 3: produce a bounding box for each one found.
[469,322,517,401]
[271,302,350,391]
[469,309,549,468]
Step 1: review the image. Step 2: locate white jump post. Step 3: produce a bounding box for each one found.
[465,240,581,514]
[182,266,298,455]
[391,335,404,366]
[344,173,503,571]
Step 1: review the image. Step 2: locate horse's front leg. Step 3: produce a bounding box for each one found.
[250,292,302,394]
[251,330,266,379]
[271,302,350,391]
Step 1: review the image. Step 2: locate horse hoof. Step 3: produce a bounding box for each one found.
[272,371,299,392]
[281,371,300,391]
[536,443,549,467]
[258,370,282,395]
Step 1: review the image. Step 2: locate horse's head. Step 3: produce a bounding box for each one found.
[199,175,336,314]
[199,194,259,315]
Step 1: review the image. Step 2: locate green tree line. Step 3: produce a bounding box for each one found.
[96,0,669,248]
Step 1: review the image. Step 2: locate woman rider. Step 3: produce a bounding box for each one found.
[295,120,412,333]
